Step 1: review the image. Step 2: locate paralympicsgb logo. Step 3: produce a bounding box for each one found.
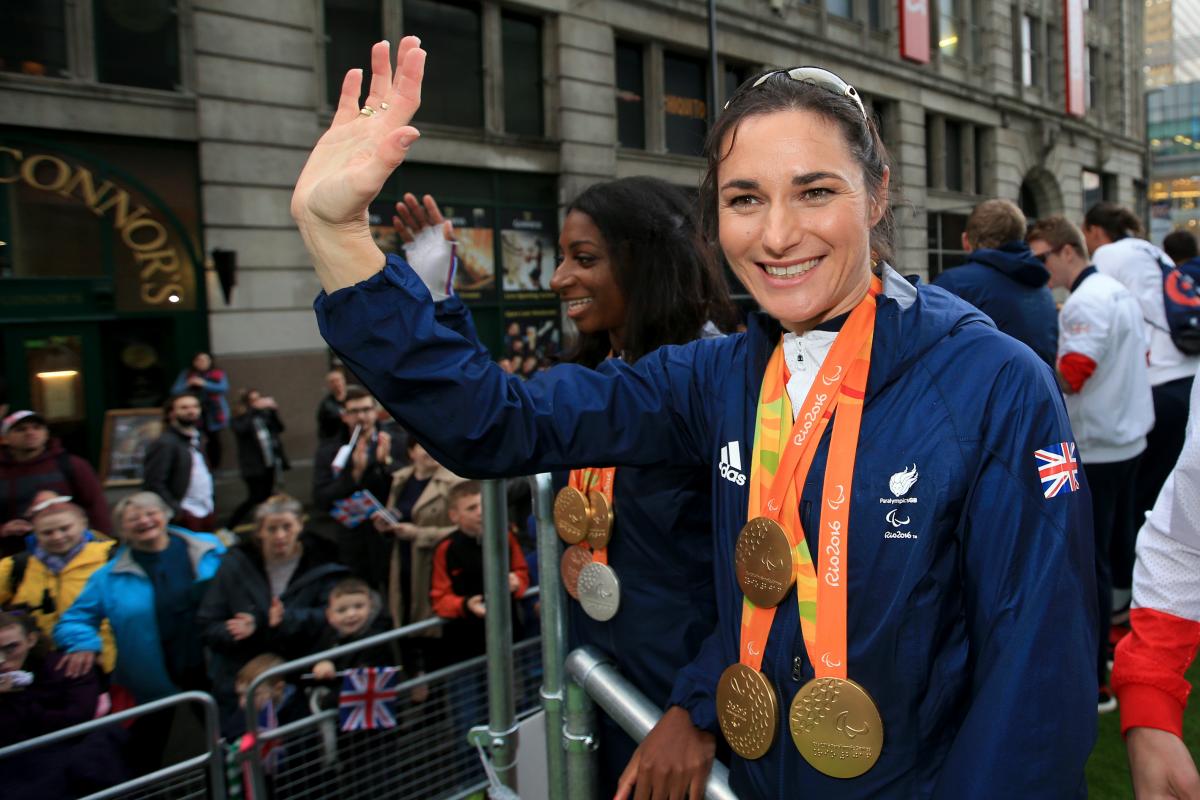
[720,441,748,486]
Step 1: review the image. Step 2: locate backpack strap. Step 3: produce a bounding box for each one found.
[8,552,30,595]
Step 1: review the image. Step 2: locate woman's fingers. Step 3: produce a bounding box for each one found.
[386,38,425,123]
[364,40,393,109]
[331,69,365,127]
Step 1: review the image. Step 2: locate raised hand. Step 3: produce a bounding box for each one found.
[393,193,455,244]
[292,38,426,292]
[393,192,457,299]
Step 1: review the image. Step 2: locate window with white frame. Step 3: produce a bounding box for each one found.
[1020,14,1041,87]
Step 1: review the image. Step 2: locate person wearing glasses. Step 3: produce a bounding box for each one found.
[312,385,399,592]
[1026,216,1154,714]
[295,40,1095,799]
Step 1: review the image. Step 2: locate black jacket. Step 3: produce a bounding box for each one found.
[196,533,347,713]
[142,426,202,512]
[311,433,397,514]
[231,408,290,479]
[316,393,348,442]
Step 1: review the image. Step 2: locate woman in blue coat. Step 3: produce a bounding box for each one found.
[54,491,224,702]
[294,41,1097,799]
[393,179,735,795]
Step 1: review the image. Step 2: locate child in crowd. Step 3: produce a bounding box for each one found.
[225,653,306,738]
[311,578,395,680]
[224,653,311,798]
[429,481,530,667]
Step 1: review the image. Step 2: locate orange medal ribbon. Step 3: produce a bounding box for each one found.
[569,466,616,565]
[739,278,880,677]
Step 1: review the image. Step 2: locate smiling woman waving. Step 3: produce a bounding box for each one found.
[297,39,1096,799]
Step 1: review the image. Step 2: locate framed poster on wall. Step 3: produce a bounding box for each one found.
[99,408,163,486]
[501,209,556,301]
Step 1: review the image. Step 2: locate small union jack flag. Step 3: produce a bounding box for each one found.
[258,695,283,775]
[330,490,385,529]
[1035,442,1080,499]
[338,667,399,731]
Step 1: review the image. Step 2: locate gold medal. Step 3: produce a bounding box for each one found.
[716,663,778,760]
[789,677,883,778]
[560,544,591,600]
[553,487,590,545]
[735,517,795,608]
[586,490,614,549]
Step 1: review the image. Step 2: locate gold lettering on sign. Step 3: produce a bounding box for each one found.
[1,147,191,309]
[0,146,22,183]
[22,154,72,192]
[664,95,707,119]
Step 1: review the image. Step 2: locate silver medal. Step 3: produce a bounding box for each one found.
[576,562,621,621]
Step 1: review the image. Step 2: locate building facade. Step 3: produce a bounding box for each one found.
[0,0,1147,462]
[1144,0,1199,242]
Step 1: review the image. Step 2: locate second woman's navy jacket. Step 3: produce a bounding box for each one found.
[316,255,1098,800]
[436,294,720,791]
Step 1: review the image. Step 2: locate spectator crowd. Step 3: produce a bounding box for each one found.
[0,358,531,798]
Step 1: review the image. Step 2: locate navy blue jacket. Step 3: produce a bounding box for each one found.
[933,241,1059,367]
[316,256,1097,799]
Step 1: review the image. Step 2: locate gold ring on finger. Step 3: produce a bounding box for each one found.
[359,105,376,117]
[379,101,390,111]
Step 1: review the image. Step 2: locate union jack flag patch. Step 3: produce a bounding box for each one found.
[1035,442,1080,499]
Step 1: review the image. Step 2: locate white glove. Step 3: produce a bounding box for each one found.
[402,225,457,301]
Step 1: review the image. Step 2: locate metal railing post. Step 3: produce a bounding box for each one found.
[566,646,739,800]
[563,676,599,800]
[530,472,567,800]
[481,478,517,788]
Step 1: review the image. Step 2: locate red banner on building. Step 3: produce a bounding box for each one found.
[1064,0,1085,116]
[900,0,931,64]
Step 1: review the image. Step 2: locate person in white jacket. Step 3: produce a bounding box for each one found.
[1084,204,1200,625]
[1028,216,1155,712]
[1112,375,1200,799]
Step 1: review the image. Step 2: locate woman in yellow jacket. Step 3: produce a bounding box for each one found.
[0,497,117,672]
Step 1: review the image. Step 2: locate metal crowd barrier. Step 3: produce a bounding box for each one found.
[246,636,544,800]
[0,690,224,800]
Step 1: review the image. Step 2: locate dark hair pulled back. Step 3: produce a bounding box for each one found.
[699,69,895,266]
[565,176,737,367]
[1084,202,1144,242]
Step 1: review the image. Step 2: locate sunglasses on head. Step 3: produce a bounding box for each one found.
[727,66,868,122]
